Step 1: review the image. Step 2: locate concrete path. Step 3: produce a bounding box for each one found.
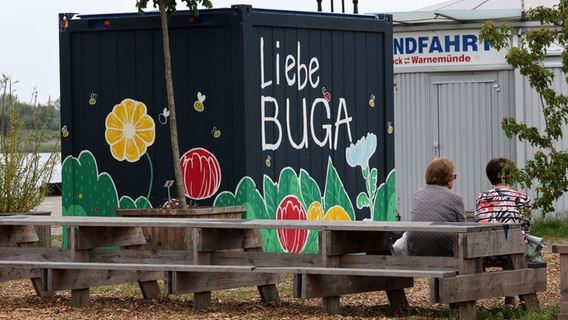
[35,196,62,217]
[35,196,62,235]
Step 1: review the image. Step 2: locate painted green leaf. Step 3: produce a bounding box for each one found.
[119,197,136,209]
[215,177,269,220]
[387,192,397,221]
[374,184,387,221]
[118,196,152,209]
[302,230,319,254]
[261,228,282,252]
[374,170,397,221]
[370,168,378,196]
[323,158,355,220]
[213,192,235,207]
[356,192,371,209]
[215,177,276,251]
[277,168,302,207]
[61,151,119,217]
[135,196,152,208]
[299,169,322,209]
[386,170,397,221]
[263,175,278,220]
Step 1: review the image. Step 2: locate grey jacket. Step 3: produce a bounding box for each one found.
[406,184,466,256]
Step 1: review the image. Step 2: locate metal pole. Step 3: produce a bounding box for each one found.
[353,0,358,14]
[317,0,322,12]
[342,0,345,13]
[330,0,334,12]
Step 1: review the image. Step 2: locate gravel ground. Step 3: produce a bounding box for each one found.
[0,248,560,320]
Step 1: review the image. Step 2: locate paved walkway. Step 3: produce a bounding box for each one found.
[35,196,62,217]
[35,196,62,235]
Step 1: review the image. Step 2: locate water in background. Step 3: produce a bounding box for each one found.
[40,153,62,183]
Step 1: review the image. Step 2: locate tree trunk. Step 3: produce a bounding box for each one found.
[158,0,188,209]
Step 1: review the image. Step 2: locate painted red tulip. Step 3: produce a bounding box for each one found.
[276,195,308,253]
[180,147,221,200]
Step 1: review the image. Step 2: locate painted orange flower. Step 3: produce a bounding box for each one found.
[105,98,155,162]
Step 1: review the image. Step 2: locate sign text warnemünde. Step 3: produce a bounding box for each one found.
[393,30,505,69]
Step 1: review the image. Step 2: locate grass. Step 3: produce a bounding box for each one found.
[476,305,561,320]
[51,234,63,248]
[530,216,568,242]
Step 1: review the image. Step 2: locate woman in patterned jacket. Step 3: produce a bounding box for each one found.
[474,157,532,309]
[475,158,532,238]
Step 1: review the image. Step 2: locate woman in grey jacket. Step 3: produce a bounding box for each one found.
[406,157,467,257]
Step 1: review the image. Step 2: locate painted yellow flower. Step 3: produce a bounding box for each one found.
[323,205,351,221]
[105,98,155,162]
[307,201,324,220]
[307,202,352,221]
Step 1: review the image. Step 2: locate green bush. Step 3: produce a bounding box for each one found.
[0,75,59,213]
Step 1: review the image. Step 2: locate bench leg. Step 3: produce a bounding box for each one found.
[458,301,476,320]
[508,255,541,311]
[30,268,54,298]
[71,288,90,307]
[258,284,280,303]
[193,291,212,310]
[138,280,162,299]
[322,296,341,314]
[519,294,540,310]
[386,288,409,308]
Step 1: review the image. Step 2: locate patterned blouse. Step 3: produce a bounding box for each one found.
[474,187,532,237]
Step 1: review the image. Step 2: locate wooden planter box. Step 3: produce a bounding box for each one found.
[0,211,52,248]
[116,206,246,250]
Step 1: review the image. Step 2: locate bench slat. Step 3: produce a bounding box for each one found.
[0,216,510,232]
[0,260,456,278]
[0,261,254,273]
[253,266,456,278]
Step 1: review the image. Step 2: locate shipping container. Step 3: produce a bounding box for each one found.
[59,5,394,253]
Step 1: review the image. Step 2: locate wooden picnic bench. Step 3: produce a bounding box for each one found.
[0,215,547,319]
[553,244,568,320]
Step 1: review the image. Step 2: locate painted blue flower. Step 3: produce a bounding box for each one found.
[345,133,377,169]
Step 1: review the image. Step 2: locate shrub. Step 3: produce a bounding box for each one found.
[0,75,59,213]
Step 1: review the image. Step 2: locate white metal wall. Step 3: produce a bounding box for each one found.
[394,72,435,219]
[394,71,516,220]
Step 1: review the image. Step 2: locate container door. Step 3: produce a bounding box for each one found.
[431,72,500,214]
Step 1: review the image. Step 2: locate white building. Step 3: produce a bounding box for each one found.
[391,0,565,219]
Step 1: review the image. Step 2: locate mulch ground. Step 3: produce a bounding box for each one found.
[0,248,561,319]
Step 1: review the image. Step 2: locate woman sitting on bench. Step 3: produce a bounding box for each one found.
[474,157,532,309]
[405,157,467,257]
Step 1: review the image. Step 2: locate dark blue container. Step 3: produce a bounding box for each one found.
[59,5,394,253]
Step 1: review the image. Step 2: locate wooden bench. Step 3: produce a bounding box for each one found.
[553,245,568,320]
[0,215,547,319]
[0,218,284,308]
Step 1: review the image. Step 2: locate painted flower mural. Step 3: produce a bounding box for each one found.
[215,160,357,253]
[105,98,156,163]
[345,132,396,222]
[180,147,221,200]
[307,202,351,221]
[276,195,308,253]
[346,132,377,170]
[346,133,379,218]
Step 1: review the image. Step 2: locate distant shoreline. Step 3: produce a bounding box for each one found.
[39,152,62,183]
